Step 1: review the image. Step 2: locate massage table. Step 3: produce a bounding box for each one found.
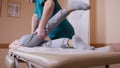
[6,46,120,68]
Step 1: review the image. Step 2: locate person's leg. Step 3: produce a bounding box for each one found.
[41,35,94,50]
[19,1,91,47]
[40,38,70,48]
[45,9,70,35]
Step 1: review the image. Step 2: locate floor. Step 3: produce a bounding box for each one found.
[0,49,120,68]
[0,49,27,68]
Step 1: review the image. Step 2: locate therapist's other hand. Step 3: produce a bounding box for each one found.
[37,27,47,39]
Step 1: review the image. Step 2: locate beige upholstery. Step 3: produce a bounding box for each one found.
[10,49,120,68]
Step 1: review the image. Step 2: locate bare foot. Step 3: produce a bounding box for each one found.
[9,40,25,49]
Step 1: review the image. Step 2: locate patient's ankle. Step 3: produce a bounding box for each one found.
[68,40,73,48]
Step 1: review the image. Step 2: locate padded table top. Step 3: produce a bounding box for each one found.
[10,47,120,68]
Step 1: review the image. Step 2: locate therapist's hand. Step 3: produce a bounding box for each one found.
[37,27,47,39]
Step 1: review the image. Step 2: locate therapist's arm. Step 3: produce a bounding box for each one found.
[31,14,39,33]
[37,0,55,39]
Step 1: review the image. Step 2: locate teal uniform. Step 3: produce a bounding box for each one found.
[34,0,75,39]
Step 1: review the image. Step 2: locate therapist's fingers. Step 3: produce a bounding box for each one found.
[37,28,47,39]
[33,31,37,35]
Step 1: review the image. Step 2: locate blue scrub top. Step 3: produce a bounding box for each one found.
[34,0,74,39]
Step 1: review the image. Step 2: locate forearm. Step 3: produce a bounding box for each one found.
[39,0,55,28]
[31,14,39,33]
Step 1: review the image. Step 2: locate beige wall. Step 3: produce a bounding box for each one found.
[105,0,120,43]
[0,0,34,43]
[90,0,106,43]
[90,0,120,44]
[0,0,120,44]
